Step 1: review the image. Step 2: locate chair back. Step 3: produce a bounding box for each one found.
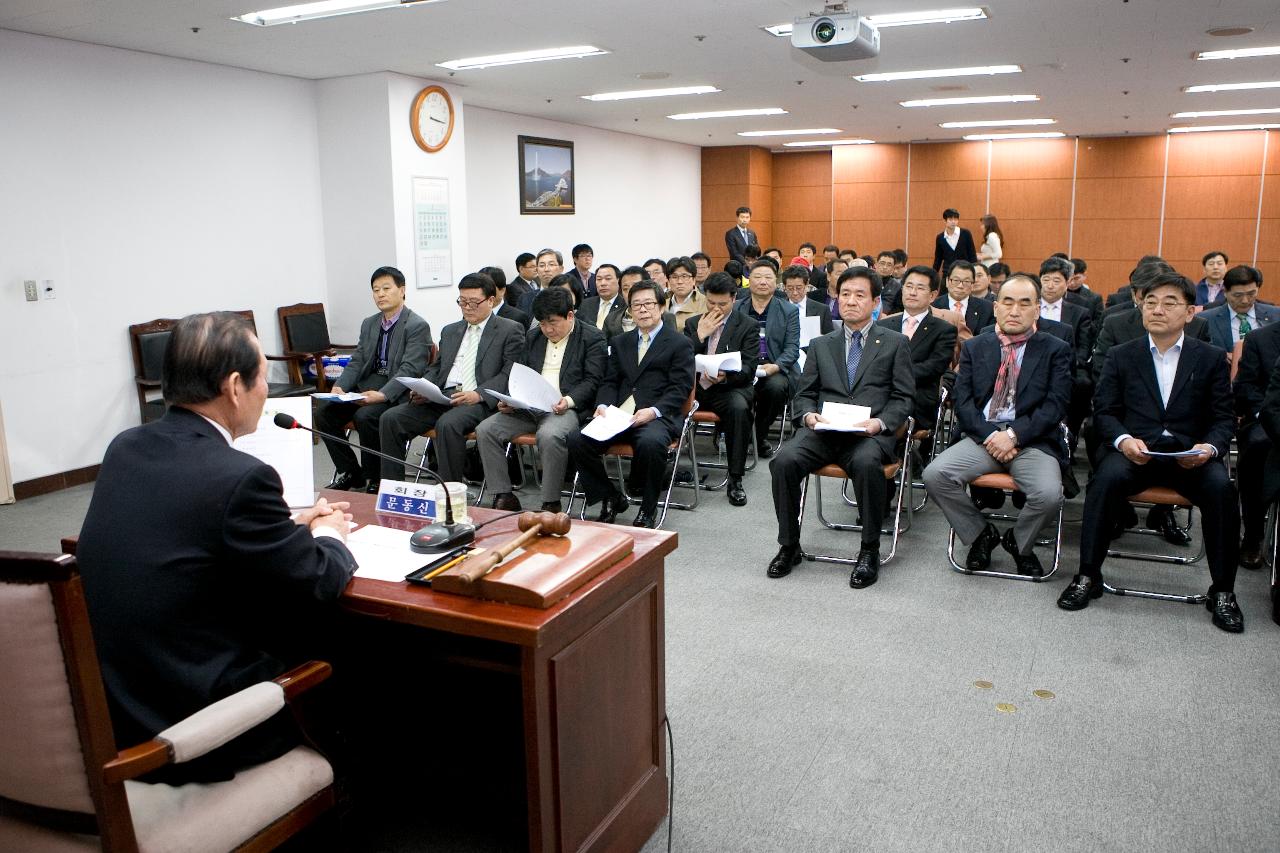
[277,303,333,355]
[128,318,177,424]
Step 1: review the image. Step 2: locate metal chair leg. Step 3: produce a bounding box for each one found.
[946,498,1064,582]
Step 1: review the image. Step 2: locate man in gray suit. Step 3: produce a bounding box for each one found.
[379,273,526,482]
[476,288,607,513]
[768,267,915,588]
[316,265,433,492]
[735,259,801,458]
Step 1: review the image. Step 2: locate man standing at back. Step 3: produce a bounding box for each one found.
[725,206,757,264]
[932,208,977,273]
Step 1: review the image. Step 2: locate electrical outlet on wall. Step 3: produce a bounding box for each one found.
[23,280,38,302]
[41,279,55,300]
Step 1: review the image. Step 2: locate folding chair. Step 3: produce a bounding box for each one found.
[1103,486,1208,603]
[945,472,1066,582]
[689,409,757,491]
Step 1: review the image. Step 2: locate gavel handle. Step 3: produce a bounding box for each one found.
[457,523,544,584]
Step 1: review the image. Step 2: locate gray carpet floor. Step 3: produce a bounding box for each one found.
[4,434,1278,853]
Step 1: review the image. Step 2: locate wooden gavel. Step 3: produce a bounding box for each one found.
[456,511,572,584]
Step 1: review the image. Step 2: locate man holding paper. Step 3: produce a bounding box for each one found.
[780,264,833,346]
[1059,272,1243,632]
[685,272,760,506]
[767,267,915,588]
[568,280,696,528]
[476,288,606,512]
[314,266,433,492]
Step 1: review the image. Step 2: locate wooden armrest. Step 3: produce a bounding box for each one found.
[134,377,161,388]
[273,660,332,701]
[282,349,335,360]
[330,342,357,351]
[263,353,294,362]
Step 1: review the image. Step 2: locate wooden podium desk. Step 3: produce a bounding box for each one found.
[335,492,674,853]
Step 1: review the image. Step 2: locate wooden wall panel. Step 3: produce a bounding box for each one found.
[1164,175,1266,220]
[773,151,830,187]
[908,141,988,182]
[907,180,984,262]
[1071,218,1162,262]
[1167,131,1267,177]
[1074,177,1164,219]
[832,143,907,258]
[701,146,772,269]
[834,181,907,221]
[832,143,908,184]
[772,151,831,253]
[989,138,1075,180]
[1162,218,1258,277]
[1085,260,1143,299]
[1077,136,1166,178]
[834,221,905,257]
[990,178,1073,220]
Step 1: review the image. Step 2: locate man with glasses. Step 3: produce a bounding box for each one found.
[736,260,802,459]
[569,243,596,298]
[379,273,527,483]
[692,252,713,289]
[933,260,993,335]
[877,266,959,442]
[517,248,565,314]
[1059,272,1243,633]
[568,281,696,529]
[1200,264,1278,352]
[781,264,833,341]
[667,256,707,329]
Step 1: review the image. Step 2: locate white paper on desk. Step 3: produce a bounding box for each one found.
[1143,448,1207,458]
[311,391,366,402]
[236,396,315,508]
[799,314,824,348]
[813,402,871,432]
[482,362,561,412]
[389,376,453,405]
[695,351,742,376]
[347,525,430,582]
[581,405,633,441]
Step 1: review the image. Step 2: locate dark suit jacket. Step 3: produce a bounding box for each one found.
[1090,309,1212,384]
[877,311,957,425]
[523,321,607,422]
[791,297,835,339]
[1064,287,1104,333]
[78,407,357,782]
[1232,321,1280,428]
[683,309,760,393]
[734,296,801,383]
[1256,355,1280,502]
[427,314,527,410]
[603,308,677,343]
[497,301,531,329]
[954,331,1073,464]
[1195,280,1227,307]
[1093,336,1233,458]
[516,286,543,316]
[1199,302,1280,351]
[933,294,995,335]
[333,307,433,402]
[1106,285,1133,308]
[596,322,696,431]
[506,277,536,306]
[570,268,597,298]
[1048,300,1094,371]
[879,279,903,316]
[725,225,758,263]
[579,294,625,330]
[932,228,977,273]
[793,325,916,455]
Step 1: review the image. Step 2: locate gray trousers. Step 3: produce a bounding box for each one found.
[922,437,1061,554]
[475,409,579,504]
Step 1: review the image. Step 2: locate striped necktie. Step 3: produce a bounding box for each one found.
[846,330,862,390]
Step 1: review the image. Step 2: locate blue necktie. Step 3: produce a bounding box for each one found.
[846,330,862,390]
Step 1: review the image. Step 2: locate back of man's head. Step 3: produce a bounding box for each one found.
[163,312,259,406]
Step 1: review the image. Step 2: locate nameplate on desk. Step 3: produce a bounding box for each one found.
[375,479,438,520]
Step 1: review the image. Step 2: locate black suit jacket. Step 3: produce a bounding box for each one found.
[1090,309,1211,384]
[570,268,597,298]
[790,297,835,339]
[333,307,433,402]
[933,294,994,335]
[794,325,916,455]
[683,309,760,393]
[932,228,977,273]
[955,331,1073,464]
[1093,336,1233,457]
[506,277,536,306]
[497,301,531,329]
[1106,284,1133,309]
[78,407,357,781]
[877,312,957,425]
[523,321,607,423]
[1256,356,1280,502]
[427,314,527,410]
[725,225,758,263]
[1047,300,1094,371]
[879,279,903,316]
[597,322,696,431]
[1234,322,1280,428]
[1064,287,1104,334]
[578,294,625,330]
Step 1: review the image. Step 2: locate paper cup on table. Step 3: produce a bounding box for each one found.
[441,481,469,523]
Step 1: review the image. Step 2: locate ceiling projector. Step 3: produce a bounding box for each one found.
[791,10,880,61]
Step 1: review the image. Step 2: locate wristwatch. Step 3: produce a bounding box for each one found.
[1004,426,1017,445]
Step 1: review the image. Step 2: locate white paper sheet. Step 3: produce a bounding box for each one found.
[799,314,824,347]
[347,524,431,582]
[389,376,453,404]
[311,391,366,402]
[482,362,561,412]
[796,349,807,373]
[235,396,315,508]
[581,405,634,441]
[1143,448,1207,458]
[813,402,872,433]
[694,351,742,376]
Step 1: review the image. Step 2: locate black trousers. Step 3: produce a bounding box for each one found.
[1068,376,1092,452]
[754,370,795,445]
[1237,423,1270,546]
[315,399,391,482]
[770,427,889,549]
[379,401,490,482]
[567,419,676,514]
[696,384,753,477]
[1079,450,1239,594]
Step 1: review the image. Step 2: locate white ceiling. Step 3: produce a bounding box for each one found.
[3,0,1279,148]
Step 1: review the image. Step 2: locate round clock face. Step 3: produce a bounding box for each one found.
[413,86,454,152]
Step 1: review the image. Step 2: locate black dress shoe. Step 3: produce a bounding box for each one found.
[596,491,628,525]
[1057,574,1103,611]
[1206,591,1245,633]
[324,471,365,492]
[727,476,748,506]
[767,545,800,578]
[632,510,657,529]
[965,523,1001,571]
[1239,540,1263,570]
[1001,528,1043,577]
[675,469,695,485]
[1147,506,1192,547]
[364,482,379,494]
[970,486,1005,511]
[491,492,522,511]
[849,548,880,588]
[757,440,774,459]
[540,500,563,513]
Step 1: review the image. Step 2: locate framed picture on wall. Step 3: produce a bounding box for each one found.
[518,136,574,215]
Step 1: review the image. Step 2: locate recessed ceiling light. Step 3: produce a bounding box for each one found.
[940,118,1056,128]
[783,139,875,147]
[232,0,442,26]
[1196,45,1280,60]
[1169,123,1280,133]
[762,7,987,36]
[962,131,1066,140]
[437,46,608,71]
[582,86,719,102]
[668,108,787,121]
[1183,80,1280,93]
[738,128,842,137]
[900,94,1039,107]
[855,65,1020,83]
[1170,107,1280,119]
[1207,26,1254,38]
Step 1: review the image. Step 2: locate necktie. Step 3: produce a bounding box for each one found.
[846,330,862,390]
[700,324,725,390]
[903,315,919,340]
[597,299,610,327]
[637,331,651,362]
[1238,314,1252,337]
[956,299,967,318]
[458,324,480,391]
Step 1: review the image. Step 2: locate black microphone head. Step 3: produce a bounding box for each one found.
[273,412,298,430]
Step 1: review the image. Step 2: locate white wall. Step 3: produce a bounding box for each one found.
[0,29,329,482]
[463,106,701,278]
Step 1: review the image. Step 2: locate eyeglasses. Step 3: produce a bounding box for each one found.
[669,272,695,281]
[457,297,489,309]
[1141,298,1189,311]
[948,277,974,285]
[630,300,660,311]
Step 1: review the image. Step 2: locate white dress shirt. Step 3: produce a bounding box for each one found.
[1114,333,1186,449]
[1040,299,1064,322]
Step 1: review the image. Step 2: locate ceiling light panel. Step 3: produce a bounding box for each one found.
[1195,46,1280,60]
[438,46,607,71]
[582,86,718,101]
[939,118,1056,128]
[738,128,842,137]
[854,65,1020,83]
[900,94,1039,107]
[668,108,787,120]
[232,0,441,26]
[783,139,875,147]
[1168,123,1280,133]
[962,131,1066,140]
[1170,108,1280,118]
[1183,81,1280,93]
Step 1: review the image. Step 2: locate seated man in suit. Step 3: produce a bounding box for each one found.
[933,260,994,335]
[604,266,677,340]
[569,242,597,298]
[1196,250,1229,306]
[767,267,915,588]
[1200,264,1276,351]
[685,272,760,506]
[780,263,834,343]
[79,311,357,784]
[1064,257,1104,331]
[1257,360,1280,624]
[477,287,606,513]
[380,273,526,483]
[667,256,708,330]
[735,259,802,458]
[517,248,564,314]
[1039,256,1094,452]
[969,262,993,302]
[578,263,624,330]
[1058,272,1243,632]
[481,265,532,328]
[923,275,1072,576]
[877,265,958,443]
[875,251,904,314]
[568,280,696,528]
[507,251,538,306]
[316,265,433,492]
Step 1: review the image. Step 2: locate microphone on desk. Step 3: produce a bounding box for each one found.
[272,412,475,553]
